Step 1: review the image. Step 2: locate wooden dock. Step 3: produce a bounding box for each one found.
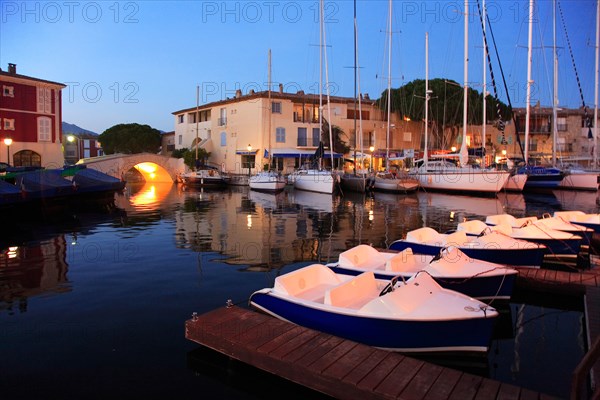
[186,306,556,400]
[515,265,600,295]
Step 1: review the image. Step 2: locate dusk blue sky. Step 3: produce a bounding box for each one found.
[1,0,598,134]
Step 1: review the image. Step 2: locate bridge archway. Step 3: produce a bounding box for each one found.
[78,153,185,183]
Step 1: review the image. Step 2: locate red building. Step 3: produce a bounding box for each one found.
[0,63,66,167]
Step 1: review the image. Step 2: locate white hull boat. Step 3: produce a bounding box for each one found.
[249,263,498,353]
[293,169,338,194]
[328,245,517,300]
[249,171,286,192]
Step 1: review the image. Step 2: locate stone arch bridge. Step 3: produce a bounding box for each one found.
[78,153,185,183]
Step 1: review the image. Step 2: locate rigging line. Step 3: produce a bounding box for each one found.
[485,8,526,160]
[558,1,593,138]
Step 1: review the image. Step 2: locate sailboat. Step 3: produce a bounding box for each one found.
[412,7,509,195]
[373,0,420,195]
[181,86,229,188]
[557,0,600,191]
[340,0,371,193]
[517,0,564,191]
[293,0,338,195]
[249,50,287,193]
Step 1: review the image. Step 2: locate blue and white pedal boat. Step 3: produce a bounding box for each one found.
[249,264,498,353]
[327,245,517,300]
[478,214,587,255]
[389,227,545,268]
[553,211,600,233]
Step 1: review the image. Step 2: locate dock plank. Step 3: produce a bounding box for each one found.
[186,306,556,400]
[425,368,463,400]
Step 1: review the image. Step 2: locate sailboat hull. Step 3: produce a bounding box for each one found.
[294,170,337,194]
[413,165,509,194]
[558,171,599,191]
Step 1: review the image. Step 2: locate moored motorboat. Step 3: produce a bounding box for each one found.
[249,263,498,353]
[16,169,75,200]
[373,171,419,194]
[389,227,545,268]
[181,168,229,188]
[72,167,126,194]
[328,245,517,300]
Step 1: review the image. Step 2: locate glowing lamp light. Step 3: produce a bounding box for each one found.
[502,149,507,156]
[247,214,252,228]
[369,146,375,152]
[67,135,75,143]
[369,210,374,221]
[4,138,13,146]
[403,116,411,122]
[451,146,457,153]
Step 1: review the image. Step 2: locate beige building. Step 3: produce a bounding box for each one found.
[172,87,423,175]
[512,105,599,165]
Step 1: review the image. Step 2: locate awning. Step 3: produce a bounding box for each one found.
[271,148,343,158]
[236,149,259,155]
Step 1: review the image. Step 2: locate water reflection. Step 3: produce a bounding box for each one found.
[0,183,595,399]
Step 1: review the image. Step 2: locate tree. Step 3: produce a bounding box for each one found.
[321,118,351,155]
[377,78,510,150]
[99,123,162,154]
[171,148,211,170]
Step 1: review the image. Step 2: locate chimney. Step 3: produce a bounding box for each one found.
[235,89,242,98]
[297,90,305,96]
[363,93,370,100]
[8,63,16,74]
[278,83,283,93]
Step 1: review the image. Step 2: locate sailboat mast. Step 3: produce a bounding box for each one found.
[195,85,199,163]
[482,0,486,168]
[525,0,534,163]
[268,49,272,169]
[425,32,429,164]
[353,0,357,171]
[595,0,599,166]
[552,0,558,166]
[386,0,392,170]
[319,0,323,170]
[459,0,469,166]
[322,0,335,168]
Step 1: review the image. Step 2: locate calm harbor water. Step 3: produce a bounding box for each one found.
[1,183,597,398]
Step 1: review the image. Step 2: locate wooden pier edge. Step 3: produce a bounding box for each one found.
[186,306,557,400]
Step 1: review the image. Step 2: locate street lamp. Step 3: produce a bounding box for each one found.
[4,138,12,165]
[67,135,79,164]
[451,146,457,153]
[247,144,252,178]
[369,145,375,172]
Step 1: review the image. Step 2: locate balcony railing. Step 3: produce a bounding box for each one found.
[218,117,227,126]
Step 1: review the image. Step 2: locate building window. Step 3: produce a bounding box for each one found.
[242,155,255,169]
[218,108,227,126]
[272,102,282,114]
[220,131,226,146]
[2,85,14,97]
[37,87,51,114]
[188,113,197,124]
[3,118,15,130]
[297,127,307,146]
[276,127,285,143]
[178,115,184,124]
[178,135,182,145]
[38,117,51,141]
[13,150,41,167]
[311,128,320,147]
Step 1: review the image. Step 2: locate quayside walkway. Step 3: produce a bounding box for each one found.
[186,306,557,400]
